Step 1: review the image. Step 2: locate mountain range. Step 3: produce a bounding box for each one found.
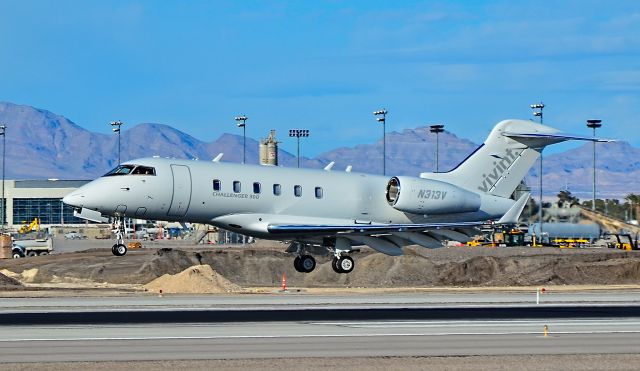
[0,101,638,199]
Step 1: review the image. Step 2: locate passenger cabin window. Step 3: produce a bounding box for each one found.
[294,185,302,197]
[131,166,156,175]
[253,182,261,194]
[233,181,241,193]
[273,184,281,196]
[315,187,323,199]
[104,164,135,176]
[213,179,221,191]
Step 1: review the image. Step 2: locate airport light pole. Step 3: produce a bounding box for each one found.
[429,124,445,172]
[587,119,602,211]
[0,125,5,232]
[110,121,123,165]
[374,109,387,175]
[289,129,309,168]
[235,115,248,164]
[530,103,545,237]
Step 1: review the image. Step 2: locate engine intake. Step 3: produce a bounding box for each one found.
[385,176,481,215]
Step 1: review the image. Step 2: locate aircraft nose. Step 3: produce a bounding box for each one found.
[62,191,84,208]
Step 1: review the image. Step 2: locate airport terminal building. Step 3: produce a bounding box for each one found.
[1,180,90,228]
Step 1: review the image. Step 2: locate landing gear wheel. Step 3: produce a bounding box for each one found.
[337,256,354,273]
[293,256,304,272]
[332,257,343,273]
[299,255,316,273]
[112,243,127,256]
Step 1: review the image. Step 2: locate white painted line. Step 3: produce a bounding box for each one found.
[0,330,639,343]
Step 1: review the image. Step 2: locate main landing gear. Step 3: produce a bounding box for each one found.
[111,217,127,257]
[289,241,355,274]
[332,255,354,274]
[293,255,316,273]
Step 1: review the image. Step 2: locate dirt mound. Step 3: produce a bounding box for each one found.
[0,271,22,287]
[144,264,241,294]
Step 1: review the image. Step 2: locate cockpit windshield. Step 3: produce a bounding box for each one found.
[104,165,156,176]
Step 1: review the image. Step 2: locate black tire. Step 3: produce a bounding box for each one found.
[338,256,354,273]
[39,251,49,256]
[12,252,22,259]
[293,256,305,272]
[332,257,343,273]
[27,251,38,257]
[299,255,316,273]
[113,243,127,256]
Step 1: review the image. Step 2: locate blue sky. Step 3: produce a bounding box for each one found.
[1,0,638,157]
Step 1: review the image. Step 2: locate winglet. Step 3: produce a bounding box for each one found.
[324,161,335,171]
[212,153,224,162]
[497,192,530,224]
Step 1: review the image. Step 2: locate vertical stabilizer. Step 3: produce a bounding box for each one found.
[424,120,559,198]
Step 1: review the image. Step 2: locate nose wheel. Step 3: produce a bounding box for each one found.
[111,217,127,256]
[112,243,127,256]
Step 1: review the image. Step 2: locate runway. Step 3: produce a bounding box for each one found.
[1,319,639,362]
[1,291,640,363]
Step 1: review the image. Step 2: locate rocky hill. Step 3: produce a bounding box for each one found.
[0,101,638,198]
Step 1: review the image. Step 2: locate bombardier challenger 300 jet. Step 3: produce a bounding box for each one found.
[63,119,609,274]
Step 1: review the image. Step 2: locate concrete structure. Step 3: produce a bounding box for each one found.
[1,179,89,228]
[259,130,279,166]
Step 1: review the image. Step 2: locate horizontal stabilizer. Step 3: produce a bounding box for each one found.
[502,131,614,144]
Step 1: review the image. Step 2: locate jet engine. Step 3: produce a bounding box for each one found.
[385,176,481,215]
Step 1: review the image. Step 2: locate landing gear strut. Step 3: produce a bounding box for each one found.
[331,237,355,274]
[112,217,127,257]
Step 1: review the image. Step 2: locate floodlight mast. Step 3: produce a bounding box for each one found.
[0,125,5,232]
[235,115,248,164]
[289,129,309,168]
[530,102,545,239]
[429,124,445,172]
[586,119,602,211]
[110,121,123,165]
[373,109,387,175]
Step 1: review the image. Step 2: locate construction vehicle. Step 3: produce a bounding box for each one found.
[467,227,525,247]
[552,238,590,249]
[18,218,39,234]
[12,218,54,257]
[605,233,638,251]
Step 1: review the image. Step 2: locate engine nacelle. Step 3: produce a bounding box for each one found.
[385,176,481,215]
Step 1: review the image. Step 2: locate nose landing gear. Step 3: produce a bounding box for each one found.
[111,217,127,256]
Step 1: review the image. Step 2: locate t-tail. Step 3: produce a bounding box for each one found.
[423,119,612,198]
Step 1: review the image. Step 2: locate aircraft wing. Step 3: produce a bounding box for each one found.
[266,220,484,235]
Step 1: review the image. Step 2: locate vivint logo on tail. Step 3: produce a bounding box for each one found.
[478,148,521,192]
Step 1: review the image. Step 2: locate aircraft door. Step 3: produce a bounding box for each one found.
[167,164,192,217]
